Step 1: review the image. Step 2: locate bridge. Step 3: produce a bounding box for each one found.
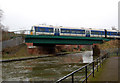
[25,35,111,45]
[25,35,112,54]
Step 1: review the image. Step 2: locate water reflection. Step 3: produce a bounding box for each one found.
[82,51,93,63]
[2,51,93,81]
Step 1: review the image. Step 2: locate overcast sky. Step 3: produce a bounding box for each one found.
[0,0,119,31]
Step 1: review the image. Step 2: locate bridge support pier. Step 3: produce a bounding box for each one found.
[93,44,100,56]
[26,43,56,54]
[34,44,56,54]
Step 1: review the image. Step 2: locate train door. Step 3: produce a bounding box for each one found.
[85,30,90,37]
[54,28,60,36]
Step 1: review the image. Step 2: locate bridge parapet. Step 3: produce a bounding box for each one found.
[25,35,111,45]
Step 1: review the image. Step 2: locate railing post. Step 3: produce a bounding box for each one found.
[97,59,98,72]
[72,74,74,83]
[106,53,108,58]
[85,66,87,83]
[102,57,103,65]
[93,62,94,77]
[106,53,107,58]
[100,57,101,68]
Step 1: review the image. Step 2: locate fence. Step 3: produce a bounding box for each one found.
[56,53,109,83]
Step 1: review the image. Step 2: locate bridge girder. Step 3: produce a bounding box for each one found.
[25,35,111,45]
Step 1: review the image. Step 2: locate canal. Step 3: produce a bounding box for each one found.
[2,51,93,81]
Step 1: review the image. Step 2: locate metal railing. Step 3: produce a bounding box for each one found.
[56,53,109,83]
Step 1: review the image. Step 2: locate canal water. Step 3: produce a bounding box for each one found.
[2,51,93,81]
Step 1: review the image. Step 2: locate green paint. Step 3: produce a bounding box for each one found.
[25,35,111,45]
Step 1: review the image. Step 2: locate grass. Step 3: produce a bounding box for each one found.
[98,40,119,50]
[65,51,82,54]
[2,44,43,60]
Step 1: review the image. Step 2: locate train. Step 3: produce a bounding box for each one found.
[30,24,120,38]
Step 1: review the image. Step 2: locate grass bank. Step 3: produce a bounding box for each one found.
[2,44,45,60]
[2,43,84,61]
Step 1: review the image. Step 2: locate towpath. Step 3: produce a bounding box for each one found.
[89,56,119,82]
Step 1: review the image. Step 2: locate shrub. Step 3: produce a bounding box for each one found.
[80,48,86,51]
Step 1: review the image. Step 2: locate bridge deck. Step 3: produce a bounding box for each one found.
[25,35,111,45]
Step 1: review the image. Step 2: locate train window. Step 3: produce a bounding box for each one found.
[98,32,100,34]
[102,32,105,35]
[94,32,98,34]
[107,32,111,35]
[40,28,46,32]
[71,30,85,34]
[111,32,117,35]
[35,27,39,32]
[111,32,113,35]
[81,31,85,34]
[96,32,99,35]
[48,28,53,32]
[118,32,120,36]
[99,32,102,35]
[61,29,66,33]
[66,30,70,33]
[91,31,101,35]
[61,29,71,33]
[91,31,104,35]
[76,31,79,33]
[91,31,94,34]
[113,32,117,35]
[71,30,76,33]
[94,32,96,34]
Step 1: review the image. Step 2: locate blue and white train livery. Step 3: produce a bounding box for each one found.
[30,24,120,38]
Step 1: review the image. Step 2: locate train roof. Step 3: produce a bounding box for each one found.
[33,25,53,27]
[32,24,120,32]
[106,29,119,32]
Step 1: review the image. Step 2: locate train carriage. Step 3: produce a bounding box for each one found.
[107,30,118,38]
[30,24,120,39]
[31,25,54,35]
[90,29,105,37]
[60,27,86,37]
[117,31,120,38]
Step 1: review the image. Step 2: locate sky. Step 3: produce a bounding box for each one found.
[0,0,119,31]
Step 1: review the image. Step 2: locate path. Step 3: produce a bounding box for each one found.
[89,56,119,82]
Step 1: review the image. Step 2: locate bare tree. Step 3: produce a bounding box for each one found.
[0,9,3,21]
[0,9,3,42]
[0,9,9,32]
[0,9,4,31]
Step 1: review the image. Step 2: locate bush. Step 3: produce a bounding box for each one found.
[60,49,67,52]
[80,48,86,51]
